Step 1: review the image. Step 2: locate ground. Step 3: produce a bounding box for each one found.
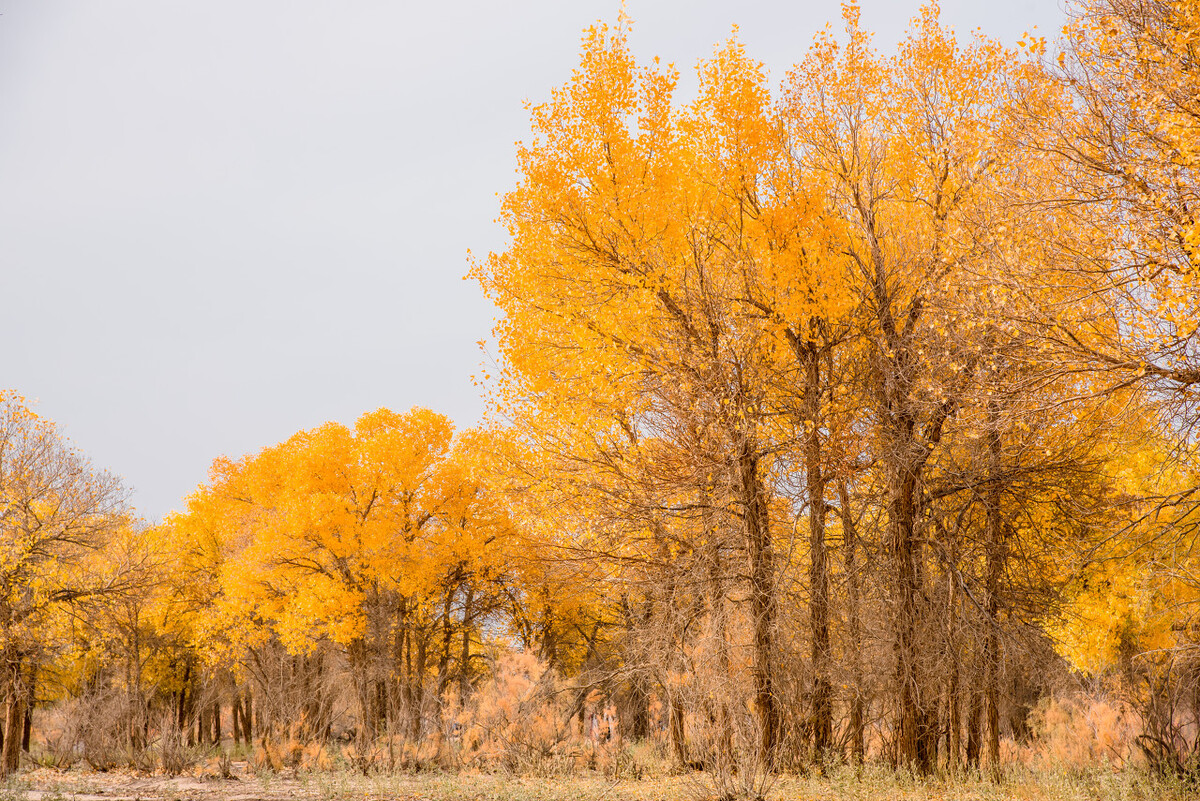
[1,763,1191,801]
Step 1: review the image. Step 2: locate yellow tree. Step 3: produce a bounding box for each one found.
[171,407,524,746]
[472,18,838,764]
[468,4,883,762]
[779,3,1080,771]
[1048,0,1200,406]
[1016,0,1200,774]
[0,390,127,774]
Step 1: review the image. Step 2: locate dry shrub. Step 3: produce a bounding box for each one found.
[249,719,333,773]
[340,737,434,774]
[33,695,192,775]
[31,703,82,769]
[41,686,148,772]
[341,740,390,774]
[158,716,200,776]
[455,651,578,773]
[252,735,285,772]
[301,741,332,771]
[1028,694,1141,769]
[197,751,235,779]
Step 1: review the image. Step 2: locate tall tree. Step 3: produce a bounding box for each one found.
[0,391,127,775]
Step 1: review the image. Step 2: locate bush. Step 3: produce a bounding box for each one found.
[1028,694,1141,770]
[454,651,581,773]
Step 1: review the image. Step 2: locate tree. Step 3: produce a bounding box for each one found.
[168,407,524,748]
[0,391,127,774]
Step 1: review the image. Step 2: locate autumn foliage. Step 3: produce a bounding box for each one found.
[4,0,1200,787]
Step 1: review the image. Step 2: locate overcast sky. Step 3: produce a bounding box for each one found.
[0,1,1068,522]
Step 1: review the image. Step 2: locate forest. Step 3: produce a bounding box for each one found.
[3,0,1200,797]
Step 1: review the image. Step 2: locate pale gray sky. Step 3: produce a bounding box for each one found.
[0,1,1067,522]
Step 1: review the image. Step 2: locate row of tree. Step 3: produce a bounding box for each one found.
[2,0,1198,780]
[470,0,1200,775]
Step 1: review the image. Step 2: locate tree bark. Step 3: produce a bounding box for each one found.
[966,684,983,768]
[21,670,34,754]
[669,695,688,767]
[242,692,254,740]
[801,346,832,765]
[891,453,925,771]
[232,694,243,745]
[740,443,778,767]
[945,528,961,773]
[349,640,377,743]
[459,586,475,701]
[410,633,427,741]
[706,516,734,760]
[2,685,24,775]
[839,479,866,764]
[984,401,1005,775]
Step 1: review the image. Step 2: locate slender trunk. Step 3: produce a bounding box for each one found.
[20,668,34,754]
[410,633,427,741]
[947,536,961,773]
[892,452,924,770]
[125,648,139,750]
[177,662,192,741]
[373,681,387,736]
[395,598,410,735]
[741,444,778,767]
[966,683,983,768]
[802,348,832,765]
[459,586,475,701]
[350,640,376,743]
[984,401,1004,775]
[232,694,243,745]
[629,679,649,740]
[839,479,865,763]
[669,695,688,767]
[212,700,221,744]
[242,692,254,739]
[20,705,31,754]
[706,514,734,760]
[539,600,558,669]
[436,584,456,730]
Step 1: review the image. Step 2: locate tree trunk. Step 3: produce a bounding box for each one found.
[984,400,1004,776]
[669,695,688,767]
[410,633,427,741]
[21,671,34,754]
[435,584,456,730]
[891,455,925,771]
[2,685,24,775]
[966,685,983,768]
[740,444,778,767]
[628,677,649,740]
[802,347,832,765]
[242,692,254,740]
[707,520,734,761]
[839,479,866,764]
[459,586,475,701]
[947,643,961,773]
[394,599,410,734]
[232,694,243,745]
[349,640,376,743]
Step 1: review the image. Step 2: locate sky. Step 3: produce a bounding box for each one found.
[0,0,1069,522]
